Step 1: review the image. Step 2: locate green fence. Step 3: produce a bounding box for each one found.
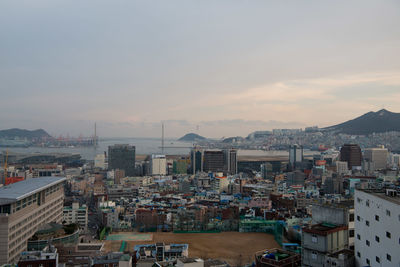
[239,219,283,246]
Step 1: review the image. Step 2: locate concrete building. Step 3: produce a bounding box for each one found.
[177,258,204,267]
[17,245,59,267]
[254,248,301,267]
[212,176,229,193]
[312,202,355,249]
[289,144,303,169]
[324,249,355,267]
[203,150,225,173]
[286,171,305,186]
[134,243,189,262]
[340,144,362,170]
[0,177,66,264]
[92,252,132,267]
[336,161,348,175]
[108,144,136,176]
[191,148,203,174]
[224,149,237,175]
[114,169,125,184]
[63,202,88,231]
[94,153,107,169]
[354,188,400,267]
[302,223,349,267]
[150,155,167,176]
[364,147,388,170]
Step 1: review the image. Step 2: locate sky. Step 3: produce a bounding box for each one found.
[0,0,399,138]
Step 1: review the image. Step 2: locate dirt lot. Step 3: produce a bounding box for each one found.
[104,232,279,265]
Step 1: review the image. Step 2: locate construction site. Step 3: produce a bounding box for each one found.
[103,232,280,265]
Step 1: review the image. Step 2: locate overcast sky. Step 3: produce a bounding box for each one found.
[0,0,399,138]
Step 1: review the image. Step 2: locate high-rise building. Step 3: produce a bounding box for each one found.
[354,188,400,267]
[224,149,237,175]
[289,144,303,169]
[108,144,136,176]
[191,148,203,174]
[0,177,66,264]
[203,150,225,173]
[364,147,388,170]
[150,154,167,176]
[340,144,362,170]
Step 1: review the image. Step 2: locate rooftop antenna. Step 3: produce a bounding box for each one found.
[161,122,164,154]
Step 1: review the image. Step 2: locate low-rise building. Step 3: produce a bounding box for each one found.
[255,248,301,267]
[302,223,349,267]
[17,245,58,267]
[63,202,88,231]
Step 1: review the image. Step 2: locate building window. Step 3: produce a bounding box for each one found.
[357,251,360,257]
[376,256,380,263]
[375,215,379,221]
[357,215,360,221]
[366,240,370,246]
[375,236,380,242]
[311,252,317,260]
[357,198,361,203]
[366,258,370,265]
[349,230,354,237]
[366,200,369,207]
[386,210,391,216]
[312,234,318,243]
[366,220,369,226]
[357,234,361,240]
[349,213,354,222]
[386,231,391,239]
[387,254,391,261]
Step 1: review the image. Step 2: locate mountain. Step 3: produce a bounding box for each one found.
[178,133,206,142]
[0,128,53,140]
[324,109,400,135]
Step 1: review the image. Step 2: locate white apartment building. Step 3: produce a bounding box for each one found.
[354,188,400,267]
[94,154,107,169]
[150,154,167,176]
[63,202,88,231]
[0,177,65,264]
[336,161,349,175]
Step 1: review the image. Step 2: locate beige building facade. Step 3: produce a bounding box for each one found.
[0,177,66,264]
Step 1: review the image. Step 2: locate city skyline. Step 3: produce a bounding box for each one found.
[1,0,399,138]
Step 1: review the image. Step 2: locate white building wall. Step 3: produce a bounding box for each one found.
[150,155,167,176]
[354,189,400,267]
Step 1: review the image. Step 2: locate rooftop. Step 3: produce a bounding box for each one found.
[0,177,66,205]
[303,222,348,236]
[327,249,355,259]
[357,188,400,205]
[179,258,202,263]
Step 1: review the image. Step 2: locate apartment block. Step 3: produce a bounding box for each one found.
[63,202,88,231]
[0,177,66,264]
[354,188,400,267]
[302,223,349,267]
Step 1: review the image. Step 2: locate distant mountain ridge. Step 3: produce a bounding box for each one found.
[178,133,206,141]
[0,128,53,140]
[324,109,400,135]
